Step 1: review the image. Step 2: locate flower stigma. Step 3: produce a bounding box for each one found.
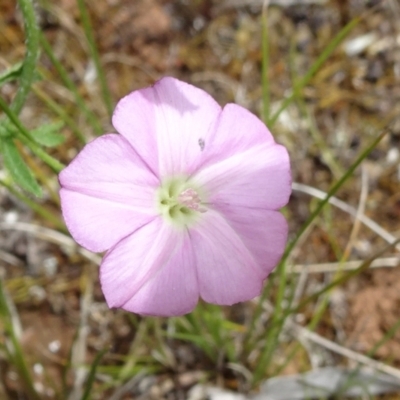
[157,178,206,227]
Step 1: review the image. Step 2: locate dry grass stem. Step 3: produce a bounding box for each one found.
[292,182,400,251]
[292,322,400,381]
[0,222,101,265]
[290,256,400,274]
[342,165,369,261]
[288,255,400,274]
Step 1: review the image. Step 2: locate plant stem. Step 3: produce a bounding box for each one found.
[0,180,66,230]
[0,96,65,173]
[76,0,113,117]
[267,16,360,128]
[40,33,103,135]
[0,280,41,400]
[261,1,270,124]
[32,80,86,143]
[12,0,40,115]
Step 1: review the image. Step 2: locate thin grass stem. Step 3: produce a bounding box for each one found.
[76,0,113,117]
[32,81,86,143]
[267,16,360,128]
[288,40,344,179]
[274,237,400,376]
[80,348,108,400]
[292,238,400,315]
[12,0,40,115]
[261,0,270,123]
[40,33,103,135]
[0,96,65,173]
[368,318,400,358]
[0,280,41,400]
[0,180,65,230]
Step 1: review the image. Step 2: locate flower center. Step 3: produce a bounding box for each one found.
[157,178,206,226]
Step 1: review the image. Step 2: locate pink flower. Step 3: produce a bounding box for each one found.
[59,77,291,317]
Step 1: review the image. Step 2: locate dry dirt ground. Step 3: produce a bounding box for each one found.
[1,0,400,398]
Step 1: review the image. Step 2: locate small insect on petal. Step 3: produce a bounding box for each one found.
[198,138,205,151]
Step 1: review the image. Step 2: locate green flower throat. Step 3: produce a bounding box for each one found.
[157,178,206,226]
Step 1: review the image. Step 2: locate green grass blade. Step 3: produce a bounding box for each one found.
[267,16,360,128]
[40,33,103,135]
[76,0,113,117]
[32,82,86,143]
[12,0,40,115]
[368,318,400,358]
[261,2,270,123]
[80,348,108,400]
[0,280,41,400]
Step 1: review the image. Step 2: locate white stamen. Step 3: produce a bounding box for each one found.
[178,188,206,212]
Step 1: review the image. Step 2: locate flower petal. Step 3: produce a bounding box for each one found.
[59,134,158,252]
[194,143,291,211]
[112,86,159,176]
[190,209,268,305]
[211,204,288,276]
[195,103,276,171]
[192,103,291,211]
[112,77,221,178]
[100,218,199,316]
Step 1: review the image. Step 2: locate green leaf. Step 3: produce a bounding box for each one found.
[2,138,42,197]
[31,121,66,147]
[0,63,23,86]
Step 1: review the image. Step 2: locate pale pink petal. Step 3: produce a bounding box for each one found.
[59,134,158,252]
[122,233,198,316]
[112,77,221,178]
[194,103,276,171]
[194,143,291,211]
[60,189,156,253]
[100,218,199,316]
[210,204,288,276]
[190,209,268,305]
[112,86,159,176]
